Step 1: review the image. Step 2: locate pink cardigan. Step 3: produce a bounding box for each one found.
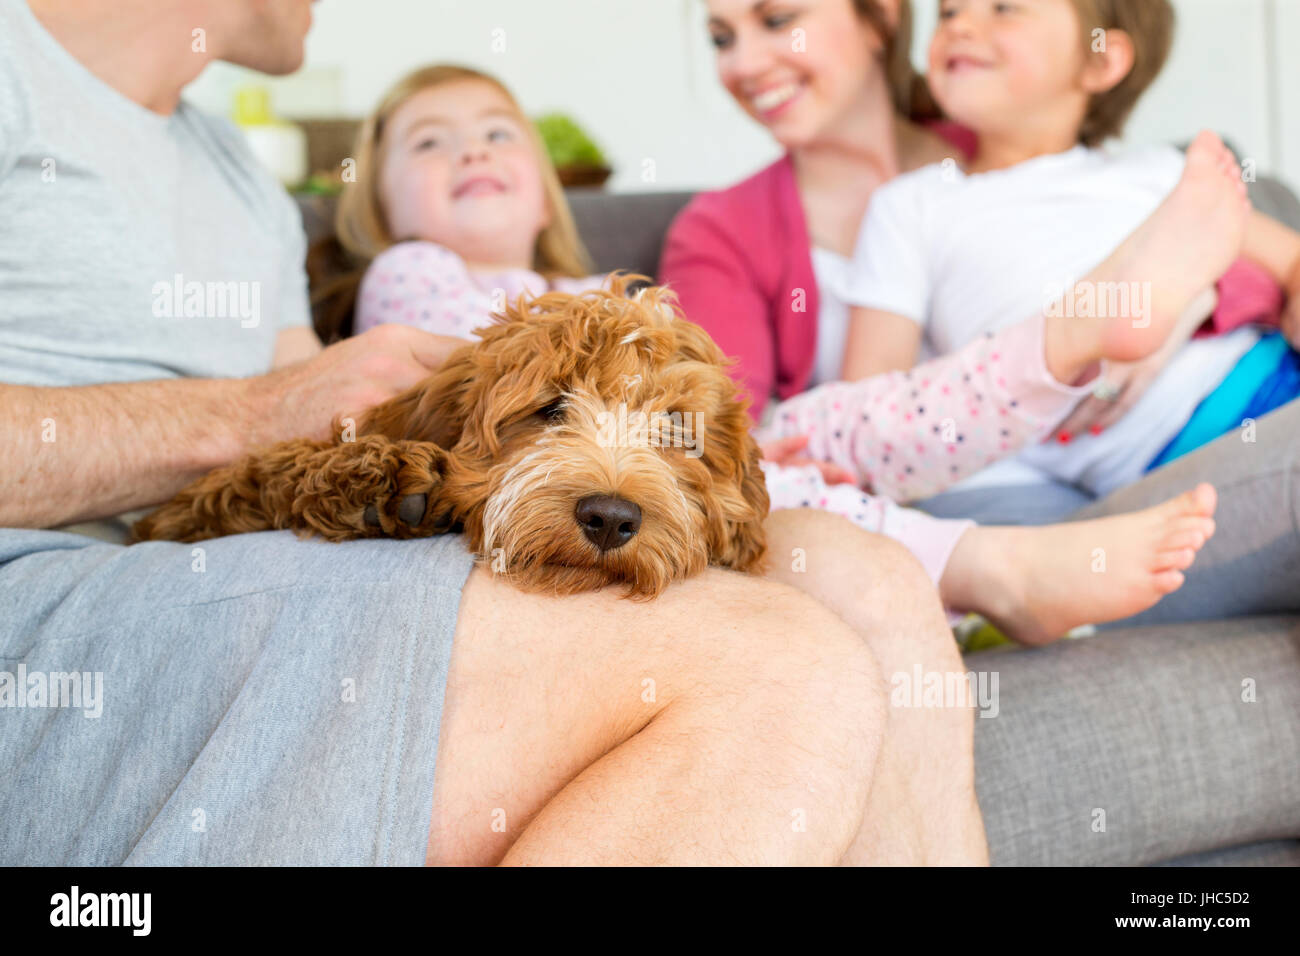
[659,154,816,418]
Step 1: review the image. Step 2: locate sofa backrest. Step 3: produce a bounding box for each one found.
[295,172,1300,336]
[296,173,1300,279]
[1248,176,1300,231]
[295,189,694,279]
[564,190,695,277]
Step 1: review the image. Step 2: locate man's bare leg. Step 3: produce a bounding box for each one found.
[762,508,988,865]
[427,565,889,865]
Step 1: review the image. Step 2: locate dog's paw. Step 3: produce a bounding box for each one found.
[345,440,450,540]
[363,493,427,531]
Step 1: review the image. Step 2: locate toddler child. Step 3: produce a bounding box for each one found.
[827,0,1300,503]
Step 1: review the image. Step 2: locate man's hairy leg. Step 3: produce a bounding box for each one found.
[762,509,989,865]
[428,566,889,866]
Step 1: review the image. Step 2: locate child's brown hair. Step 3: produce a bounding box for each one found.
[855,0,944,121]
[1069,0,1176,147]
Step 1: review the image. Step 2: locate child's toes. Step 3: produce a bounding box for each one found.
[1189,129,1220,159]
[1152,569,1186,594]
[1171,514,1215,541]
[1155,546,1198,572]
[1186,483,1217,516]
[1161,528,1208,552]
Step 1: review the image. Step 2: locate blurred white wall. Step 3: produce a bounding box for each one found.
[1277,0,1300,187]
[185,0,1298,192]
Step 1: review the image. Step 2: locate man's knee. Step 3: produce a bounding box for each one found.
[457,558,892,729]
[451,564,889,790]
[692,571,890,755]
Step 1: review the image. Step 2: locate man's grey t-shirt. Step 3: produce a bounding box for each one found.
[0,0,312,537]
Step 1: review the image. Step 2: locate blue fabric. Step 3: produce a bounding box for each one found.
[1148,333,1300,471]
[1245,336,1300,418]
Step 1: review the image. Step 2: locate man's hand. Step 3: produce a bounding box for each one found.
[1053,353,1169,438]
[246,324,468,448]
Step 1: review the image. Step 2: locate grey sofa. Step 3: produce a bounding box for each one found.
[295,173,1300,866]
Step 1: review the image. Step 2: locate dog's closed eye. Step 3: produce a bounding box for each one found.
[534,397,567,423]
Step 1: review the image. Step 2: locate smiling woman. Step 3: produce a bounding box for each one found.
[706,0,939,142]
[662,0,973,414]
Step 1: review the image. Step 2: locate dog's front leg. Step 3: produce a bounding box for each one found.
[130,435,455,543]
[269,435,456,541]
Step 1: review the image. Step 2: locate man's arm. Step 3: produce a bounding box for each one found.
[5,377,257,528]
[2,325,466,530]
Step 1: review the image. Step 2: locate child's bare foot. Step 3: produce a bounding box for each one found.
[940,483,1218,646]
[1046,131,1250,381]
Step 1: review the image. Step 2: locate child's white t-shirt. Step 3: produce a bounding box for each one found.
[808,246,854,388]
[846,144,1259,497]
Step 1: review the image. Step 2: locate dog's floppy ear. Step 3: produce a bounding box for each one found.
[679,332,768,573]
[661,310,769,572]
[356,341,476,447]
[713,429,770,574]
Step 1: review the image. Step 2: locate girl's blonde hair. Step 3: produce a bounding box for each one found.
[312,64,593,341]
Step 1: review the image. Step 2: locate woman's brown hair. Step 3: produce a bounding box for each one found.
[853,0,942,121]
[310,64,593,343]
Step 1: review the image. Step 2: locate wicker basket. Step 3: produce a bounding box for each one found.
[557,164,613,189]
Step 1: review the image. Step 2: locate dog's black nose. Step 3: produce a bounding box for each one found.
[575,494,642,553]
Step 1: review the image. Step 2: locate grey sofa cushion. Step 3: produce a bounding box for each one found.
[293,189,694,278]
[566,189,694,277]
[971,616,1300,865]
[1156,839,1300,866]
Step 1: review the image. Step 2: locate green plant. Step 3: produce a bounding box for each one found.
[534,113,607,168]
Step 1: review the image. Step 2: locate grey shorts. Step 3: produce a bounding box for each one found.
[0,527,476,865]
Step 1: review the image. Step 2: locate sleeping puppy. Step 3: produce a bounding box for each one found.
[131,275,770,598]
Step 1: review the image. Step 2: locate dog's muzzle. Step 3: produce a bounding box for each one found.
[575,494,642,553]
